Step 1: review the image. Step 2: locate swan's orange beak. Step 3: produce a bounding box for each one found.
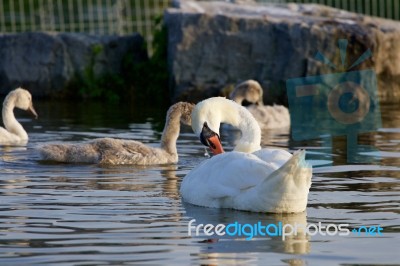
[207,135,224,155]
[200,122,224,155]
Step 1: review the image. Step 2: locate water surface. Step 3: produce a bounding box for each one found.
[0,101,399,265]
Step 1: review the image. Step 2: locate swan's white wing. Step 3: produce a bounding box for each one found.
[252,148,292,168]
[233,150,312,212]
[181,149,312,212]
[180,151,280,207]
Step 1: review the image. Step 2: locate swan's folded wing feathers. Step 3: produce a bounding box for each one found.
[97,139,155,165]
[183,152,278,201]
[40,137,174,165]
[230,150,312,212]
[40,143,99,163]
[206,157,260,198]
[258,150,312,195]
[253,148,292,168]
[121,139,154,156]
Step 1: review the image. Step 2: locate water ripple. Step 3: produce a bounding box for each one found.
[0,101,398,265]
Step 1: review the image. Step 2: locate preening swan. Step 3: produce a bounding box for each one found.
[230,80,290,129]
[0,88,38,145]
[180,97,312,213]
[40,102,194,165]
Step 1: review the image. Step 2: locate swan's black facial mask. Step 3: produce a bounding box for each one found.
[200,122,224,155]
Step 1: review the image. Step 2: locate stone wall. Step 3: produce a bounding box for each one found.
[165,1,400,103]
[0,32,147,97]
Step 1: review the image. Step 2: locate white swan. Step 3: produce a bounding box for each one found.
[40,102,194,165]
[180,97,312,213]
[0,88,38,145]
[230,80,290,129]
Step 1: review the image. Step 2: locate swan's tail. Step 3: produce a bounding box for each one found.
[39,143,99,163]
[256,150,312,212]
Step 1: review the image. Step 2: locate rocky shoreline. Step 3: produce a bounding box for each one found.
[165,1,400,104]
[0,32,147,98]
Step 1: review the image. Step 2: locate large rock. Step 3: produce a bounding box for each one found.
[0,32,147,97]
[165,1,400,103]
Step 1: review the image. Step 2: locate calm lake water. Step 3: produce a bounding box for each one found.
[0,100,399,265]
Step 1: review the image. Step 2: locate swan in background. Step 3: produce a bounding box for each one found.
[230,80,290,129]
[40,102,194,165]
[180,97,311,213]
[0,88,38,145]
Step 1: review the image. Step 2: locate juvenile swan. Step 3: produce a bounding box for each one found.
[230,80,290,129]
[40,102,194,165]
[180,97,312,213]
[0,88,38,145]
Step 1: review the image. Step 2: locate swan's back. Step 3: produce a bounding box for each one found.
[180,150,311,213]
[40,138,177,165]
[234,150,311,213]
[247,104,290,129]
[40,102,194,165]
[96,138,174,165]
[40,141,99,164]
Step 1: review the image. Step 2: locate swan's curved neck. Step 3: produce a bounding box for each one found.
[2,95,28,140]
[231,95,244,105]
[160,109,181,155]
[220,100,261,153]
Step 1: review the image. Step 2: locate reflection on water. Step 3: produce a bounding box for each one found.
[0,101,398,265]
[183,203,310,254]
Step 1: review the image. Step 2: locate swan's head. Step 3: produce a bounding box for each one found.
[6,88,38,118]
[230,79,264,106]
[167,102,195,126]
[192,97,262,154]
[191,97,242,155]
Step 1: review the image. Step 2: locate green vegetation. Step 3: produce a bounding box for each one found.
[78,44,124,102]
[127,15,169,105]
[76,15,169,105]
